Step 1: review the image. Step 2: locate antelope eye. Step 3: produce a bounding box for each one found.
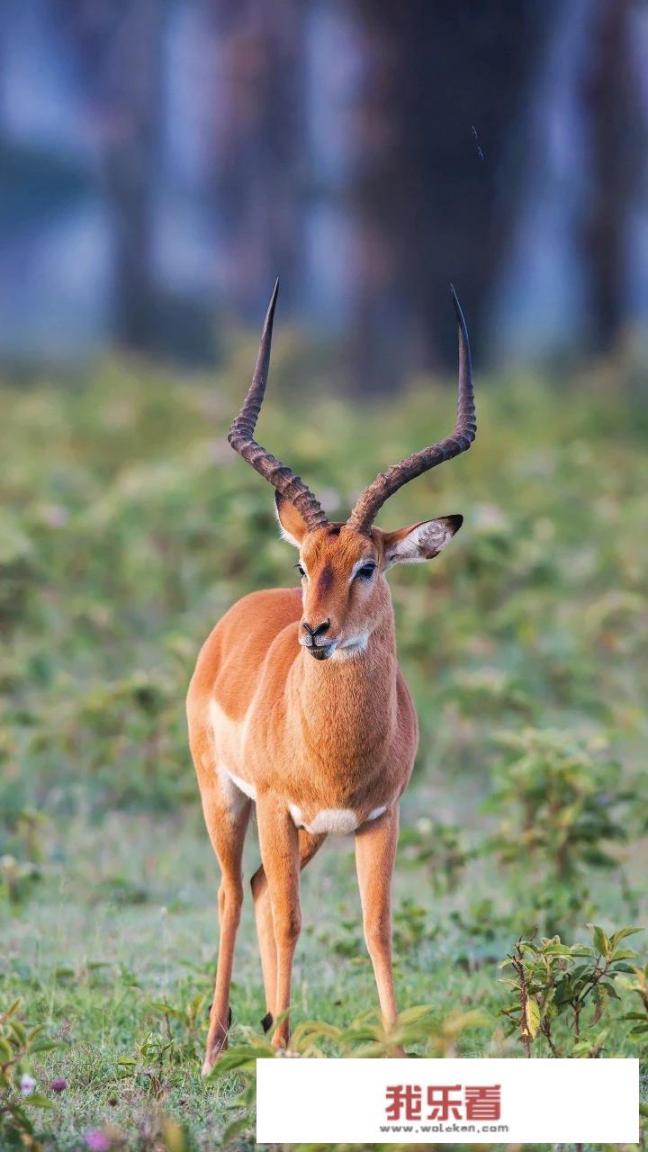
[295,563,306,578]
[356,563,376,580]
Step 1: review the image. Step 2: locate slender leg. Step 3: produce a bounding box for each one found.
[197,775,251,1075]
[251,827,326,1026]
[255,794,303,1049]
[354,805,404,1051]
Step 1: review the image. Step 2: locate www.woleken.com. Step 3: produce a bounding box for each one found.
[380,1124,510,1135]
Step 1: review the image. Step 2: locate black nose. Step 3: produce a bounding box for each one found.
[302,618,330,640]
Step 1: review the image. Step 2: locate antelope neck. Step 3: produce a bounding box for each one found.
[292,609,398,749]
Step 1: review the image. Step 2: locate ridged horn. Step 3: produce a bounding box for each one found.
[347,285,476,533]
[227,280,328,530]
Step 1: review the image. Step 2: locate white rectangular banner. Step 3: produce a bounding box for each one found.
[256,1057,639,1144]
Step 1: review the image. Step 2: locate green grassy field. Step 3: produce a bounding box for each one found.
[1,342,647,1151]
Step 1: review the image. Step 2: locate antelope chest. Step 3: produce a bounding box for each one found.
[276,753,392,834]
[210,696,396,834]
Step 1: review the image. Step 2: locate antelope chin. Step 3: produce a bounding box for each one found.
[307,643,335,661]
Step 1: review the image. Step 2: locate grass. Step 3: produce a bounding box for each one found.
[1,339,647,1150]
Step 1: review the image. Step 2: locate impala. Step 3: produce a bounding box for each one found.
[187,281,476,1073]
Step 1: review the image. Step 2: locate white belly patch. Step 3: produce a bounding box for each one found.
[288,804,387,835]
[294,807,358,834]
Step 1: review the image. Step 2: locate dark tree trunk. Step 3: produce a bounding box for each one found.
[56,0,162,351]
[582,0,637,351]
[102,0,160,350]
[350,0,549,390]
[207,0,303,318]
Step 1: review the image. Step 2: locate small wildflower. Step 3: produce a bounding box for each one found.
[50,1077,67,1092]
[20,1073,36,1096]
[84,1131,111,1152]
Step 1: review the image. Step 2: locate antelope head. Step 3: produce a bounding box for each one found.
[228,281,476,661]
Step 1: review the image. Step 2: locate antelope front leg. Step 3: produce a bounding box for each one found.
[355,805,405,1053]
[251,828,326,1031]
[255,793,300,1049]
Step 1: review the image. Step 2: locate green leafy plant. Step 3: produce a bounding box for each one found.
[0,1000,56,1150]
[500,925,643,1057]
[620,961,648,1052]
[118,992,209,1098]
[483,728,634,931]
[399,817,473,894]
[147,992,208,1059]
[0,855,41,906]
[392,898,440,953]
[0,773,47,905]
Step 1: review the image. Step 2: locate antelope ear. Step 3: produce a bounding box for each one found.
[382,515,463,567]
[275,492,309,547]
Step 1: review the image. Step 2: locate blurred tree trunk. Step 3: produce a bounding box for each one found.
[582,0,638,351]
[350,0,549,391]
[102,0,161,350]
[56,0,162,351]
[208,0,303,318]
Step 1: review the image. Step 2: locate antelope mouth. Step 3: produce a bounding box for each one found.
[306,643,335,661]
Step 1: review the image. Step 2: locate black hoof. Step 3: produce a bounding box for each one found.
[261,1011,273,1034]
[228,1006,232,1028]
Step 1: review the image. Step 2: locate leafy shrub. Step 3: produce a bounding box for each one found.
[482,728,635,932]
[621,961,648,1053]
[500,925,644,1057]
[399,818,473,894]
[0,768,46,905]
